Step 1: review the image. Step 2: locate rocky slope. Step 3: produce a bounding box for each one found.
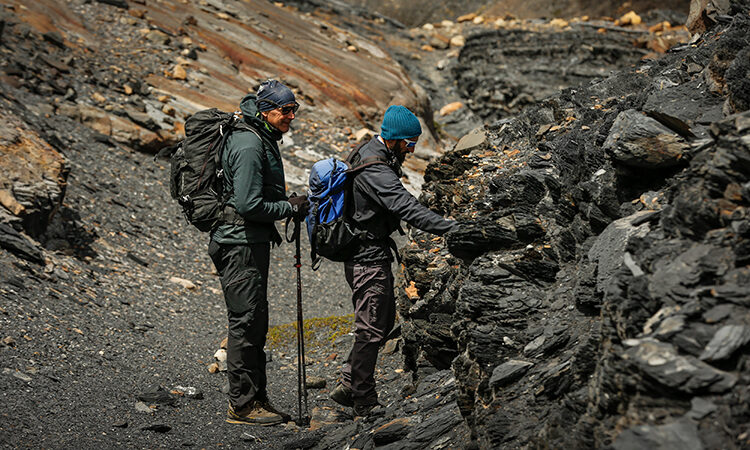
[400,3,750,448]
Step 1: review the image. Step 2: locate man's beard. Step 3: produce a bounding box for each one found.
[386,141,406,165]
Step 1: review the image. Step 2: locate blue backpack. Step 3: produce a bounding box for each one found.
[305,146,387,268]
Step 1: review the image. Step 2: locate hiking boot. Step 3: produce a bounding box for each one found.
[257,398,291,423]
[329,383,354,407]
[226,401,284,426]
[353,400,384,418]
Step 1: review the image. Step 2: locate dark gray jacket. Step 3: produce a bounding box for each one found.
[348,136,456,263]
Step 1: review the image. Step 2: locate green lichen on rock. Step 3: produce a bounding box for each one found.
[267,314,354,350]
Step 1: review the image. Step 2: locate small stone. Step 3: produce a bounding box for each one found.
[2,336,16,347]
[137,385,177,406]
[241,432,259,442]
[549,18,569,27]
[449,35,465,47]
[13,371,32,382]
[141,424,171,433]
[112,421,128,428]
[91,92,107,103]
[382,338,400,355]
[326,353,337,361]
[157,95,170,103]
[207,363,220,373]
[346,45,357,52]
[439,102,463,116]
[171,65,187,80]
[169,277,196,289]
[456,13,477,23]
[172,385,204,400]
[306,376,327,389]
[123,84,133,95]
[618,11,642,26]
[162,105,175,116]
[135,401,153,413]
[214,348,227,362]
[354,128,375,142]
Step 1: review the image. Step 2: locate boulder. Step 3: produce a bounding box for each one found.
[603,110,689,168]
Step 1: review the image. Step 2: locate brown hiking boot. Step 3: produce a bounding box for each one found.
[226,401,284,426]
[257,398,291,423]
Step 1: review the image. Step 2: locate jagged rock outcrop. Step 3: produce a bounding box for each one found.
[399,8,750,448]
[0,103,68,243]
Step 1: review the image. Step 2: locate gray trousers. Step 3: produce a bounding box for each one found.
[208,240,270,411]
[341,261,395,404]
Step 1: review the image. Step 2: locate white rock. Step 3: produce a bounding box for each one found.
[169,276,196,289]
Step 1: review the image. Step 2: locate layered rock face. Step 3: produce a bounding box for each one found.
[400,9,750,449]
[454,24,655,123]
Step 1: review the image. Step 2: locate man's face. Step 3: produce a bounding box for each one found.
[393,137,418,162]
[262,102,298,133]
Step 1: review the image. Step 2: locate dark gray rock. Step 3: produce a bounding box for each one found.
[687,397,717,420]
[140,424,171,433]
[371,417,413,446]
[136,385,178,406]
[612,420,703,450]
[0,223,44,264]
[623,339,737,394]
[587,211,652,291]
[699,325,750,362]
[604,109,690,168]
[489,360,533,389]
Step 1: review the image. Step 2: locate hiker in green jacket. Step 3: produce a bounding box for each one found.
[208,80,308,426]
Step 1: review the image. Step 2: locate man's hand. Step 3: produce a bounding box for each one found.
[288,194,309,221]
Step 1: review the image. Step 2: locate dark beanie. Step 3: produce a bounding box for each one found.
[380,105,422,140]
[255,79,296,112]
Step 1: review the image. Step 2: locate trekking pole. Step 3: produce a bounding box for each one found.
[292,216,309,425]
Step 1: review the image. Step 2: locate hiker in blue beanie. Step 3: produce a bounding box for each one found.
[329,105,457,417]
[209,79,307,426]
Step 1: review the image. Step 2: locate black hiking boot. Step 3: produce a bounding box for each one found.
[329,383,354,407]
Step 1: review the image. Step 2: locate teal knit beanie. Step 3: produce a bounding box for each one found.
[380,105,422,140]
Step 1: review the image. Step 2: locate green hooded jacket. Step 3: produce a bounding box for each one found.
[210,94,292,245]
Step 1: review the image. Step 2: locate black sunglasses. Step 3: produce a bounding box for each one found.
[279,103,300,115]
[260,99,300,115]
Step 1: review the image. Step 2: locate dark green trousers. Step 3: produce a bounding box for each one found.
[208,240,270,411]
